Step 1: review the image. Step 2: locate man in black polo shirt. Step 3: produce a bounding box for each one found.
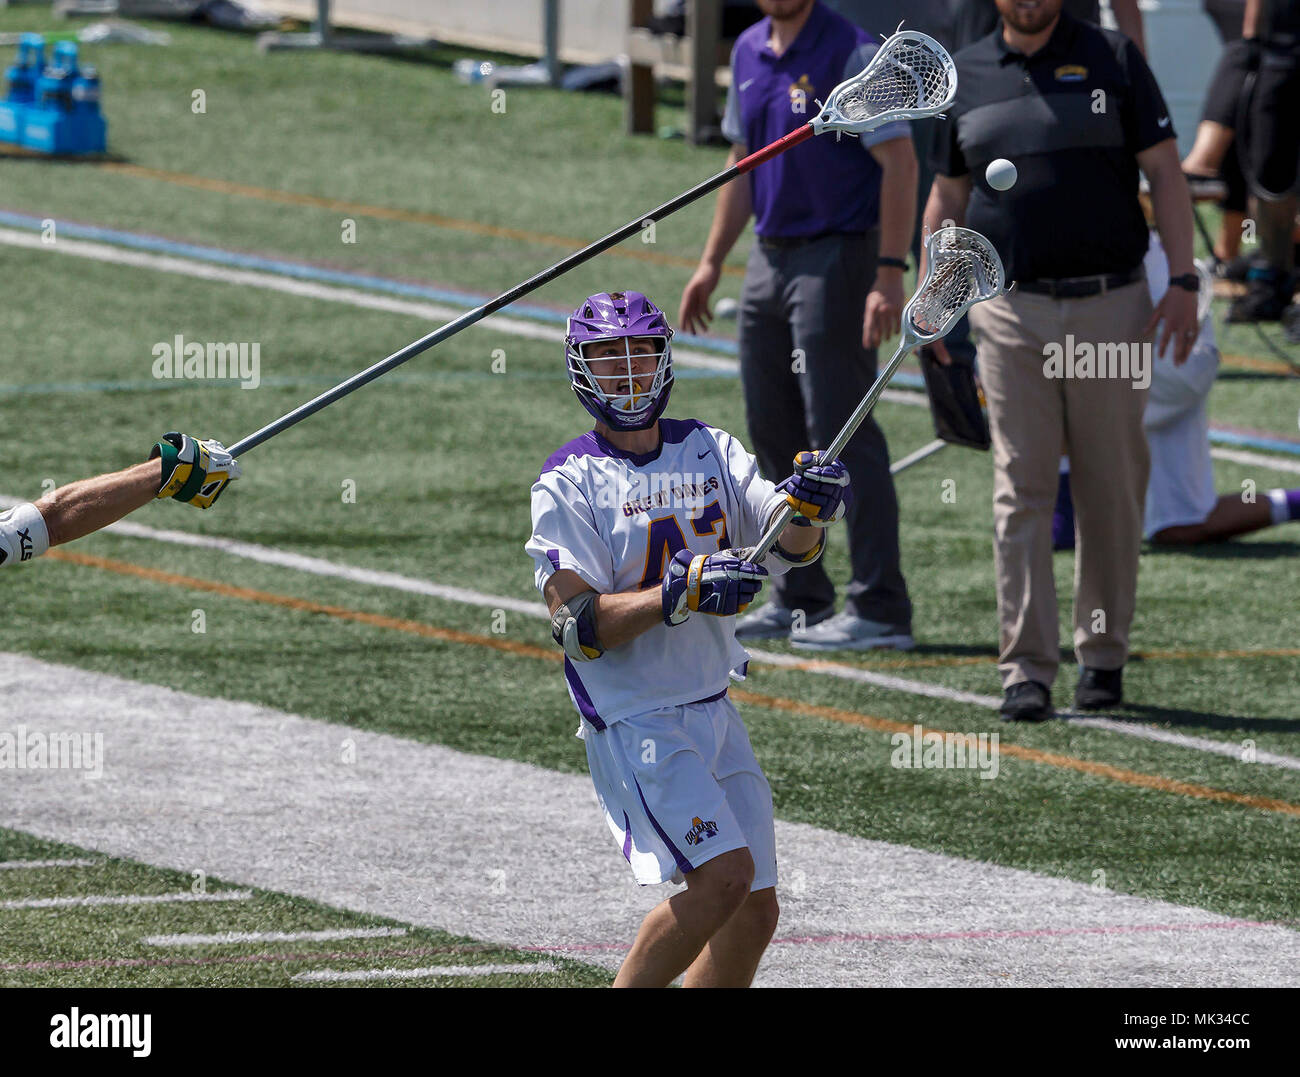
[950,0,1146,52]
[925,0,1198,721]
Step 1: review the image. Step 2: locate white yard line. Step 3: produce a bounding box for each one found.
[1209,446,1300,476]
[9,224,1300,472]
[0,227,735,375]
[2,652,1295,987]
[0,890,252,911]
[142,926,409,947]
[9,494,1294,771]
[291,961,556,983]
[0,858,100,870]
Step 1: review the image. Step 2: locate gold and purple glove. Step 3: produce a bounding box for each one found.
[151,432,241,509]
[777,451,850,526]
[661,549,768,626]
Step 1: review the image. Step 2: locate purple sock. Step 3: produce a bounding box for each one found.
[1053,472,1076,551]
[1267,489,1300,524]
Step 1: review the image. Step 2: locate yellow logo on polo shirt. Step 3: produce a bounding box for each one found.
[789,73,814,111]
[1055,64,1088,82]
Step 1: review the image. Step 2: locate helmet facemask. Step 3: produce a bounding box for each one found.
[566,334,673,431]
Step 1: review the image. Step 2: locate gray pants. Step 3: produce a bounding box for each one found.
[738,231,912,626]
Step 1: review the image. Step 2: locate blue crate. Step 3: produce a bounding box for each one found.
[2,35,107,155]
[0,101,25,144]
[20,106,106,155]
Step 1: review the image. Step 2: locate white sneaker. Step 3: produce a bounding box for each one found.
[790,611,915,652]
[734,602,833,640]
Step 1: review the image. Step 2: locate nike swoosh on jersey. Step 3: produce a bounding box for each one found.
[739,78,755,91]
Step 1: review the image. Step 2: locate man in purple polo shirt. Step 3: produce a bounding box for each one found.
[680,0,916,651]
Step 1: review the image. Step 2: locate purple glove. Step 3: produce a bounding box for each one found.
[661,548,768,626]
[777,451,851,526]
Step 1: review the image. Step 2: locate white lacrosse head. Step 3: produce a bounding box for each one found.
[903,226,1008,345]
[811,30,957,137]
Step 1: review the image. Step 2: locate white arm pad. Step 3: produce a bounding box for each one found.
[0,502,51,568]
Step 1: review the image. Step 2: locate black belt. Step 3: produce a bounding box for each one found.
[758,229,867,250]
[1016,267,1144,299]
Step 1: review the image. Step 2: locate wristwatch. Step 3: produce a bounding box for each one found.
[1168,273,1199,292]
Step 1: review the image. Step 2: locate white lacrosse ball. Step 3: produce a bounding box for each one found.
[715,297,739,319]
[986,158,1017,191]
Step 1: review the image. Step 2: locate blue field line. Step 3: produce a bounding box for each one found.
[1205,428,1300,455]
[0,207,737,355]
[5,208,1298,457]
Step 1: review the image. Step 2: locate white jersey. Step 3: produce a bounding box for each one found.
[1141,235,1219,536]
[526,418,790,730]
[1142,235,1220,433]
[0,503,49,568]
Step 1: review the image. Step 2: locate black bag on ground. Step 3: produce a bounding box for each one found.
[918,345,991,451]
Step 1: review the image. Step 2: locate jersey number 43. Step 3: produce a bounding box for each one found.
[638,500,731,589]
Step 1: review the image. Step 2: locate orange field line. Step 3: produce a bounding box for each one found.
[46,548,1300,820]
[96,161,744,277]
[1219,352,1298,376]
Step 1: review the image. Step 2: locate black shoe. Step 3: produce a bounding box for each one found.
[1283,303,1300,344]
[1226,269,1295,323]
[1000,680,1054,723]
[1219,253,1254,283]
[1075,666,1123,710]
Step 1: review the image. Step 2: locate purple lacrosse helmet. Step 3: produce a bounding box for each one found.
[565,291,674,431]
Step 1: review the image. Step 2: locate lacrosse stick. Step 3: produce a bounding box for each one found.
[227,30,957,457]
[748,226,1007,561]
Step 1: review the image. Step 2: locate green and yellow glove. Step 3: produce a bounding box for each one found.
[151,432,241,509]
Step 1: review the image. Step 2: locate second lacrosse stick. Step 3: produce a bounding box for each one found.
[749,226,1008,561]
[227,30,958,458]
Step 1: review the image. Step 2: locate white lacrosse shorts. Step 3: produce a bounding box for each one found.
[583,693,777,891]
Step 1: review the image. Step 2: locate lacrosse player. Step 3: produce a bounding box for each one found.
[1053,233,1300,548]
[0,433,240,568]
[526,291,849,988]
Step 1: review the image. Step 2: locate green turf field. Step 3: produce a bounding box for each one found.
[0,11,1297,985]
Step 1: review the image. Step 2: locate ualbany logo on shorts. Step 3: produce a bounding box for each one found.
[1054,64,1087,82]
[684,816,720,846]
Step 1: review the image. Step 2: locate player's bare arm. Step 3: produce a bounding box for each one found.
[36,459,162,548]
[0,432,241,568]
[543,569,662,652]
[544,493,822,656]
[680,143,753,334]
[864,134,918,348]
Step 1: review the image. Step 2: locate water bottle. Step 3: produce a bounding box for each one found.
[5,34,45,104]
[37,41,78,112]
[71,66,100,115]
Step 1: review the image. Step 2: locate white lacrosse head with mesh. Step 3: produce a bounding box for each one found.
[903,226,1008,345]
[812,30,957,137]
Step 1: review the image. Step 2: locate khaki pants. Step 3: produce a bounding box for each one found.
[969,281,1153,689]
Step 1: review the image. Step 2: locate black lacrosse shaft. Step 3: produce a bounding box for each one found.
[227,124,816,457]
